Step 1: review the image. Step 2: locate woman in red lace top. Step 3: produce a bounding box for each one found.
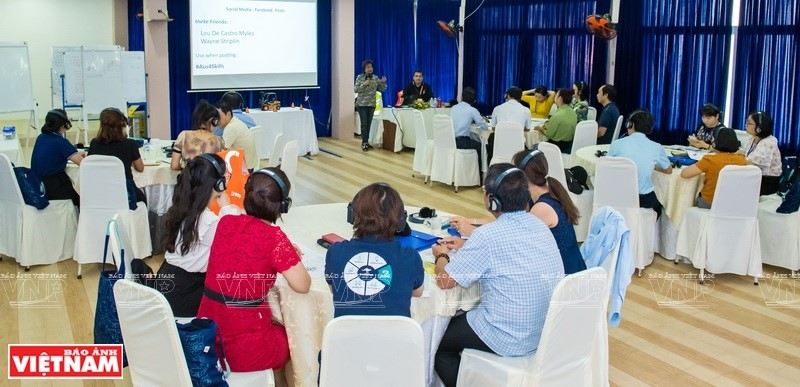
[197,167,311,374]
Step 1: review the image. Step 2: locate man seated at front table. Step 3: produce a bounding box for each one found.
[596,84,621,144]
[451,87,489,175]
[402,70,434,105]
[521,85,556,119]
[431,163,565,387]
[608,109,672,216]
[213,91,257,136]
[487,87,531,164]
[533,88,578,154]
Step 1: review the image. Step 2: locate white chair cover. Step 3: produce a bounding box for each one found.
[548,103,558,117]
[567,121,599,168]
[538,142,593,242]
[250,125,264,163]
[593,157,656,273]
[319,316,424,387]
[113,279,193,387]
[490,122,525,165]
[108,214,135,279]
[587,106,598,122]
[676,165,763,280]
[74,155,152,269]
[0,154,77,267]
[267,133,285,168]
[226,370,276,387]
[458,267,607,386]
[429,114,479,191]
[411,110,433,180]
[757,195,800,271]
[281,140,299,197]
[610,115,623,143]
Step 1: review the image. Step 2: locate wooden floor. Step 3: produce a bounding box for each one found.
[2,136,800,386]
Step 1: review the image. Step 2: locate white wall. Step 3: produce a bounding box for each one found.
[0,0,114,124]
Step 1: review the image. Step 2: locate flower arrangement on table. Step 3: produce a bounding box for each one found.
[411,99,431,110]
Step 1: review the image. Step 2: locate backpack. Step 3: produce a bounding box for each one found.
[564,166,590,194]
[778,156,799,196]
[12,166,49,210]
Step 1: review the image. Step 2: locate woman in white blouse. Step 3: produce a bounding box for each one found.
[159,153,240,317]
[742,111,782,195]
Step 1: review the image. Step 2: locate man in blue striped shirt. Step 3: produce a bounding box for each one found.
[432,164,565,387]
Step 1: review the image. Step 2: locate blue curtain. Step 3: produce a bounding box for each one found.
[731,0,800,154]
[461,0,609,114]
[615,0,732,145]
[127,0,144,51]
[415,0,460,103]
[354,0,416,107]
[126,1,331,139]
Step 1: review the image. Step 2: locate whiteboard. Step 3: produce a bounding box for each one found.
[0,42,35,113]
[121,51,146,103]
[62,51,84,106]
[51,46,81,106]
[81,46,126,114]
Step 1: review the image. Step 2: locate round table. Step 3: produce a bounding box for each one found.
[272,203,478,387]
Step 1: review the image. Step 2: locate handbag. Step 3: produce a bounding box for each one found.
[12,165,49,210]
[176,318,229,387]
[93,225,128,367]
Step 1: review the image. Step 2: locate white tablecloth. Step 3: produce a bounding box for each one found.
[0,135,23,166]
[525,118,548,148]
[575,144,705,259]
[246,108,319,159]
[378,107,452,152]
[273,203,478,387]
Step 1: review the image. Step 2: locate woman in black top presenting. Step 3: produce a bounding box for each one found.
[88,107,146,204]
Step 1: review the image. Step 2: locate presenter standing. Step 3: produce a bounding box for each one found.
[354,59,387,152]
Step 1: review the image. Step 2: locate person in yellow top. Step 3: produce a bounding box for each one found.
[521,86,555,119]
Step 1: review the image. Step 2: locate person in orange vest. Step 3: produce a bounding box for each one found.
[209,148,249,214]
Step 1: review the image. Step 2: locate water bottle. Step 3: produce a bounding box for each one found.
[2,126,15,140]
[143,139,150,156]
[437,97,442,108]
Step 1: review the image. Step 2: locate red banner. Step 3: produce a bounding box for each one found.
[7,345,123,379]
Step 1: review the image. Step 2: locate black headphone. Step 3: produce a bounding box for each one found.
[197,153,227,193]
[518,149,543,169]
[223,91,245,110]
[346,183,408,233]
[487,167,523,212]
[48,109,72,129]
[409,207,436,224]
[250,168,293,213]
[625,110,647,130]
[101,107,128,127]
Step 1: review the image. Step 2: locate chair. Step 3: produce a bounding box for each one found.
[587,106,598,121]
[566,120,598,168]
[73,155,152,278]
[113,279,193,387]
[757,195,800,276]
[411,110,433,182]
[593,157,656,276]
[548,103,558,117]
[490,122,525,165]
[267,133,285,168]
[610,115,623,143]
[0,154,77,269]
[676,165,763,284]
[107,214,136,279]
[457,267,607,386]
[250,125,264,165]
[429,114,480,192]
[538,142,593,242]
[280,140,299,197]
[319,316,424,387]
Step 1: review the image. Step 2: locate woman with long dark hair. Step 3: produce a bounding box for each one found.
[159,153,239,317]
[170,100,225,170]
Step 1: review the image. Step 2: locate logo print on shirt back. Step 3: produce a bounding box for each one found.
[343,252,393,296]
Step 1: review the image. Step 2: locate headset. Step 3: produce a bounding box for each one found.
[206,109,221,127]
[47,109,72,129]
[518,149,543,170]
[197,153,227,193]
[625,109,648,130]
[487,167,523,213]
[346,183,408,233]
[409,206,436,224]
[101,107,128,127]
[222,91,245,110]
[753,111,765,134]
[250,168,293,213]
